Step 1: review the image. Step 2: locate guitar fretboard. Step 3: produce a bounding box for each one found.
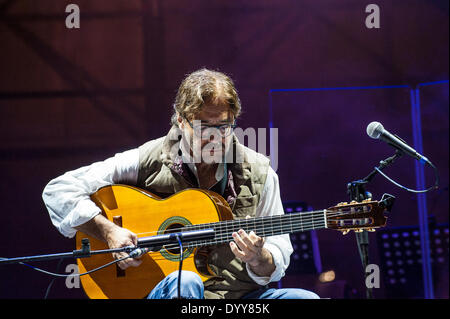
[176,210,330,249]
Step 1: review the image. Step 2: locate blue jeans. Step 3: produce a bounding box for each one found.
[147,271,320,299]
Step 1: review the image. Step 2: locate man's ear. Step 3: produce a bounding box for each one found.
[176,112,184,129]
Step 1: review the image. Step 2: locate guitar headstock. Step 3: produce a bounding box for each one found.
[327,197,391,235]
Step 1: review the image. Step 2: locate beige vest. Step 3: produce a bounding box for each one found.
[137,126,270,299]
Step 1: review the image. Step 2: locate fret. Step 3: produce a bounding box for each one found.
[225,217,229,244]
[261,215,265,236]
[257,215,264,237]
[290,213,293,234]
[279,215,284,234]
[269,215,273,236]
[245,217,251,233]
[277,215,281,234]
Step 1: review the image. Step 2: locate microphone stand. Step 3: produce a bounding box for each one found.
[0,229,215,266]
[347,150,402,299]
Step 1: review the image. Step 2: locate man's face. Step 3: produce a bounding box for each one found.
[179,101,234,164]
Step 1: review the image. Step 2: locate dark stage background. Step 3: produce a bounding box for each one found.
[0,0,448,299]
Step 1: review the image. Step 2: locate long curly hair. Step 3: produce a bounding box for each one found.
[171,68,241,125]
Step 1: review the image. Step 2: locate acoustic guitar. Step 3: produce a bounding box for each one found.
[76,184,389,299]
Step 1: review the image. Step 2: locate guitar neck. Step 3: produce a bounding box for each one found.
[182,209,330,249]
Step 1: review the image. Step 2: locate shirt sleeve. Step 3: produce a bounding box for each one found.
[42,148,139,238]
[246,166,293,285]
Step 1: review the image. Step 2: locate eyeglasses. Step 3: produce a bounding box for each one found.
[185,118,237,137]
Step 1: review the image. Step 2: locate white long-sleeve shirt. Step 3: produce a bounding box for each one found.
[42,147,293,285]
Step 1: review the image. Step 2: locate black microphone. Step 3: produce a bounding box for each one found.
[366,121,431,165]
[136,229,216,250]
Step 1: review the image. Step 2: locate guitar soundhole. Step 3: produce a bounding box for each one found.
[164,223,186,255]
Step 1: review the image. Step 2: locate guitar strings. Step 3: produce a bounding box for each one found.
[131,209,364,238]
[13,212,369,278]
[132,215,327,237]
[134,211,371,252]
[143,216,328,260]
[130,212,372,259]
[130,209,341,236]
[80,211,351,261]
[172,221,327,248]
[138,216,329,256]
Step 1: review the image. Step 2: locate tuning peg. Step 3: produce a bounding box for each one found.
[354,229,363,233]
[341,230,350,235]
[350,200,357,204]
[337,202,348,206]
[366,228,376,232]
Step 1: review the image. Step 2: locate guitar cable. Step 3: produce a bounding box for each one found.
[0,254,132,278]
[374,159,440,193]
[44,257,64,299]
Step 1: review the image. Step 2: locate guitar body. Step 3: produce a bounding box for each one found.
[75,184,233,299]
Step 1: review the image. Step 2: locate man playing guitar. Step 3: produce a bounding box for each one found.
[42,68,320,299]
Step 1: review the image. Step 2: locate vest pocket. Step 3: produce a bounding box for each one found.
[232,195,258,218]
